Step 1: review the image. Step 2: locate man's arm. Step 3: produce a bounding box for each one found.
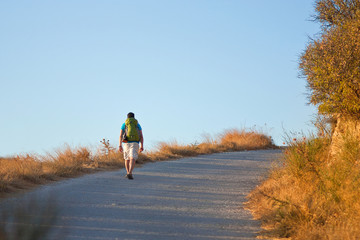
[119,129,124,152]
[139,130,144,152]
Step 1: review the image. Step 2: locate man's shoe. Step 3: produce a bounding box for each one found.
[125,174,129,178]
[128,174,134,180]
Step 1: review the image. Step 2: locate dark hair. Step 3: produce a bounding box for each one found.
[127,112,135,118]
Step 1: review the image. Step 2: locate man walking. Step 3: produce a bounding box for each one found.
[119,112,144,180]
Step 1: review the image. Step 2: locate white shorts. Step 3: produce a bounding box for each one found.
[123,142,140,161]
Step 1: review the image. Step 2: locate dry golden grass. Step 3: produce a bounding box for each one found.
[220,129,275,151]
[0,144,123,195]
[0,128,275,196]
[146,141,199,161]
[0,155,43,192]
[147,129,275,160]
[42,146,92,177]
[246,133,360,240]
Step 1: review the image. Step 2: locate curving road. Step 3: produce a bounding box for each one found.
[0,149,282,240]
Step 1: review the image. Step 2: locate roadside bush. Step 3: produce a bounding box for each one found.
[246,133,360,239]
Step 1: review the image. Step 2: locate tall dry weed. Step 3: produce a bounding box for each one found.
[95,140,124,168]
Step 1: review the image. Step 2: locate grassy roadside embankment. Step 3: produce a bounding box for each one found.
[246,129,360,239]
[0,128,276,197]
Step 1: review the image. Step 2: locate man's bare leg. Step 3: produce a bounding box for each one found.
[125,160,130,174]
[129,158,135,175]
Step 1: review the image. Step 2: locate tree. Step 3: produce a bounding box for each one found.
[300,0,360,118]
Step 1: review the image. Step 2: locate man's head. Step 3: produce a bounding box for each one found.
[127,112,135,118]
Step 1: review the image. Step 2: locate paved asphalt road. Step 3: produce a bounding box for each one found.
[0,149,282,240]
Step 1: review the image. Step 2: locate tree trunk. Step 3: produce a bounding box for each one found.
[330,115,360,157]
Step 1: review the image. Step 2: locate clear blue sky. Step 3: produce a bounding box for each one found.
[0,0,319,157]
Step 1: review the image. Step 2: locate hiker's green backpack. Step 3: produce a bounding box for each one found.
[124,118,140,142]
